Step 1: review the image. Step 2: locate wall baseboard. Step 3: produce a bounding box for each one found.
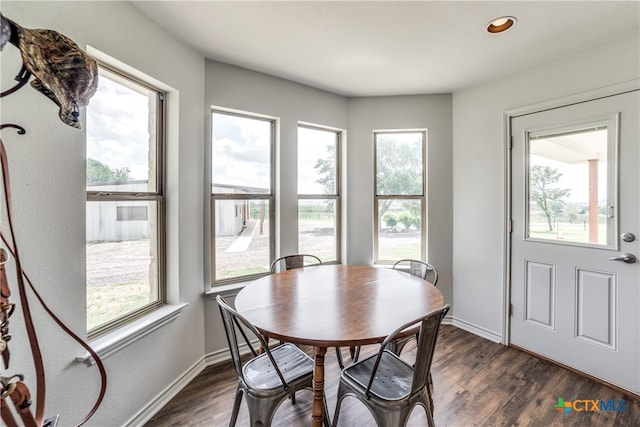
[124,357,207,427]
[452,316,502,343]
[127,341,257,426]
[205,346,235,366]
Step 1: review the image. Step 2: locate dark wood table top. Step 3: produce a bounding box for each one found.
[234,264,445,348]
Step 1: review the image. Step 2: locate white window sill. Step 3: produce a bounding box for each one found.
[206,281,251,299]
[75,303,188,366]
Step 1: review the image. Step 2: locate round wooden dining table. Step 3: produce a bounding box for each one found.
[234,264,445,427]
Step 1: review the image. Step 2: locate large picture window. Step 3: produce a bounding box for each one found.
[86,64,165,337]
[374,130,427,263]
[211,110,275,283]
[297,125,341,262]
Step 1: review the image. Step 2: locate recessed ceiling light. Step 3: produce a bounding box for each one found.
[486,16,517,34]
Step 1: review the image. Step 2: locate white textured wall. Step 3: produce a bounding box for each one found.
[1,2,205,426]
[452,31,640,342]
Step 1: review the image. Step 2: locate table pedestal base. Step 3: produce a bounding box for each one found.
[312,346,327,427]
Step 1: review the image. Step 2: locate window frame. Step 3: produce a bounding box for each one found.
[210,108,276,285]
[373,129,427,264]
[86,62,166,339]
[297,123,342,264]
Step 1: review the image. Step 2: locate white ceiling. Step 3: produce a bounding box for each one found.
[132,1,639,97]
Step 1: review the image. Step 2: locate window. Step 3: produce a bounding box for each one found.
[86,64,165,337]
[211,110,275,284]
[374,130,426,263]
[297,125,341,262]
[117,206,148,221]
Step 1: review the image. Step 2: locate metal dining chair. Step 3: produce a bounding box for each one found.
[392,259,439,286]
[216,295,330,427]
[270,254,322,273]
[388,259,440,357]
[332,305,450,427]
[347,259,440,364]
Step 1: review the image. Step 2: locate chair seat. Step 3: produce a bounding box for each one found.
[243,343,314,391]
[342,350,414,401]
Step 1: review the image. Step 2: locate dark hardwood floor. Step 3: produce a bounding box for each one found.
[147,326,639,426]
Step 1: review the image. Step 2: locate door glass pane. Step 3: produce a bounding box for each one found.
[86,200,159,329]
[298,199,337,262]
[377,199,422,261]
[527,126,613,246]
[376,132,423,196]
[214,199,271,279]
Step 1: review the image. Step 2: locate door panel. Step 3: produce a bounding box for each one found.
[510,90,639,393]
[576,268,615,348]
[525,260,555,328]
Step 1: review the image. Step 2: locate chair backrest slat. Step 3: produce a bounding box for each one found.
[270,254,322,273]
[218,302,244,378]
[411,306,448,394]
[365,304,450,398]
[216,295,291,388]
[393,258,439,286]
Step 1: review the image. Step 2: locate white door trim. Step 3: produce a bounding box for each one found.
[501,79,640,346]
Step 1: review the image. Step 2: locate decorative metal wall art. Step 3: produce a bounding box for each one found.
[1,13,105,427]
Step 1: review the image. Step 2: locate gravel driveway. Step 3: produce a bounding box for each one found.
[86,240,150,286]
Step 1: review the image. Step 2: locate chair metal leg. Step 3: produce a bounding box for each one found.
[425,400,436,427]
[244,393,283,427]
[336,346,361,370]
[229,386,243,427]
[323,394,331,427]
[350,346,360,364]
[331,384,347,427]
[335,347,345,370]
[427,372,434,415]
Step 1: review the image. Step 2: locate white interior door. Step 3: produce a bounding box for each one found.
[510,90,639,394]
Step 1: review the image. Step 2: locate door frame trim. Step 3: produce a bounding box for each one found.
[502,79,640,346]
